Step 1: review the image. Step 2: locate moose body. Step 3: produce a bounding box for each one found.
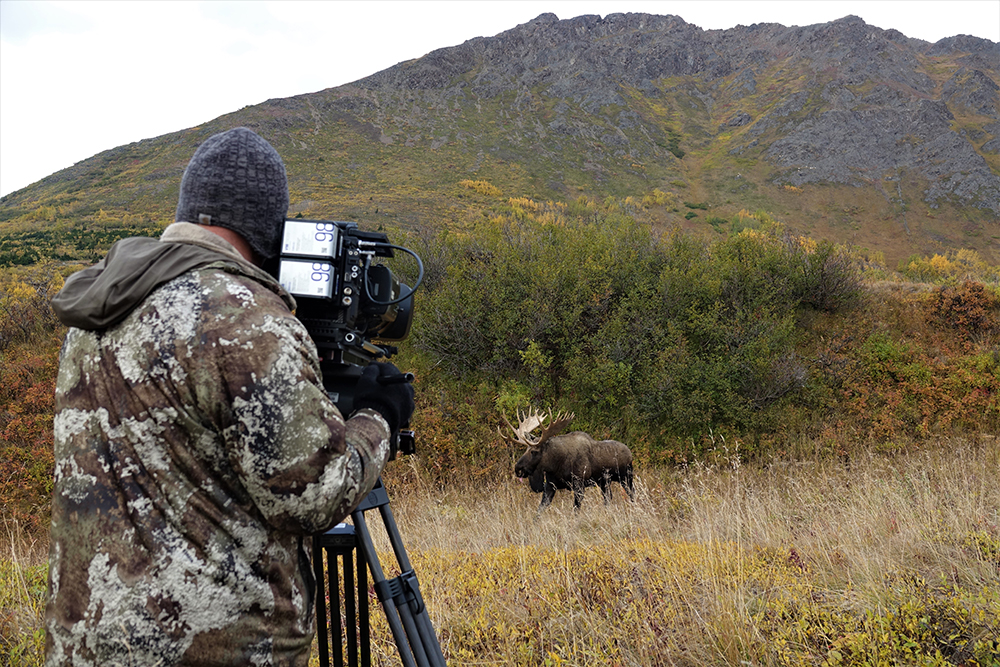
[503,409,635,511]
[517,432,635,510]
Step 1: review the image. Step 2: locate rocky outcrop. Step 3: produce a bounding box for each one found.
[356,12,1000,214]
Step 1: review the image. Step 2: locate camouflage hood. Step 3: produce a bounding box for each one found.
[50,222,293,330]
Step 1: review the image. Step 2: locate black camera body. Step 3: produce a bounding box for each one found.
[274,219,421,457]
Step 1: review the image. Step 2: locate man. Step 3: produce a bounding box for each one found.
[45,127,414,666]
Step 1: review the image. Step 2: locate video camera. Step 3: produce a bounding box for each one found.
[273,219,423,458]
[283,222,446,666]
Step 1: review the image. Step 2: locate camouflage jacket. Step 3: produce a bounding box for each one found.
[45,222,391,666]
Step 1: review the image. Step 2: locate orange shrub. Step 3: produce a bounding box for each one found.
[0,340,60,536]
[930,280,999,348]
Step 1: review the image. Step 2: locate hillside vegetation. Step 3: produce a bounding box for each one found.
[4,192,999,531]
[2,14,998,271]
[3,192,1000,666]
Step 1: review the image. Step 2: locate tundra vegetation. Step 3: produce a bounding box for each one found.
[2,192,999,665]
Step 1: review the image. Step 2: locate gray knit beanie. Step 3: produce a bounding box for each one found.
[175,127,289,260]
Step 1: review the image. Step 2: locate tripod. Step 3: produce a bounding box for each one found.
[314,478,448,667]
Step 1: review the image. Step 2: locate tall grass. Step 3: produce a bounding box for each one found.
[356,435,1000,665]
[5,437,998,666]
[1,517,47,666]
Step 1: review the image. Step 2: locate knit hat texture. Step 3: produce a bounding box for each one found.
[175,127,288,260]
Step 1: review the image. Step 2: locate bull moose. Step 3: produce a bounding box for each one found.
[500,408,635,511]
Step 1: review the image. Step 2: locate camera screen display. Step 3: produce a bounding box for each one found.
[278,220,345,298]
[281,220,339,257]
[279,259,335,297]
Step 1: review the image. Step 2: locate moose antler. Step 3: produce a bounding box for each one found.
[499,408,575,447]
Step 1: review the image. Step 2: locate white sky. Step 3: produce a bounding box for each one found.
[2,0,998,199]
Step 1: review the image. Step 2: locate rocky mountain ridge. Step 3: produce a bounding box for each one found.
[358,13,998,210]
[2,13,998,266]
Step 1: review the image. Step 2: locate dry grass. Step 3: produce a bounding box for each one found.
[365,436,1000,665]
[1,517,47,666]
[384,435,1000,581]
[5,437,999,666]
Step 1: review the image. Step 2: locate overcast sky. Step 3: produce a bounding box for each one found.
[2,0,998,199]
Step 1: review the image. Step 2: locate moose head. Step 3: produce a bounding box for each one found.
[500,407,575,480]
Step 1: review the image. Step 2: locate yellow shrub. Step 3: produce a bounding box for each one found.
[459,179,502,197]
[641,188,679,208]
[507,197,540,212]
[904,249,1000,284]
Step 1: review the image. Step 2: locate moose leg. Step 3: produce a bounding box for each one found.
[572,480,586,510]
[538,480,556,512]
[599,475,613,504]
[622,465,636,501]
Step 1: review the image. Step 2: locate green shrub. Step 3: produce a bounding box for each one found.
[705,216,727,231]
[797,240,865,312]
[412,207,870,455]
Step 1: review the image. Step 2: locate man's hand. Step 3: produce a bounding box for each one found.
[352,362,415,434]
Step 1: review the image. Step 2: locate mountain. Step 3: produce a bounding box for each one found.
[2,13,998,267]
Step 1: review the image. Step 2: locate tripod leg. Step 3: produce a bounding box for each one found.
[358,552,370,667]
[313,536,331,667]
[343,549,356,667]
[351,509,421,667]
[377,503,449,667]
[350,478,447,667]
[314,525,367,667]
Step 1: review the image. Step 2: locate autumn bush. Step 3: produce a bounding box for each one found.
[797,278,1000,444]
[0,264,66,537]
[408,201,879,463]
[0,345,59,535]
[458,179,503,197]
[930,280,1000,347]
[900,249,1000,285]
[0,261,65,352]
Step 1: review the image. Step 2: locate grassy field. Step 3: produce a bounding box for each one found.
[6,436,997,666]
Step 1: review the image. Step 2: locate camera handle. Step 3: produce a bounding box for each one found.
[314,478,447,667]
[321,359,416,459]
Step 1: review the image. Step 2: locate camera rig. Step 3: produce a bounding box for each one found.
[274,219,446,666]
[274,219,424,457]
